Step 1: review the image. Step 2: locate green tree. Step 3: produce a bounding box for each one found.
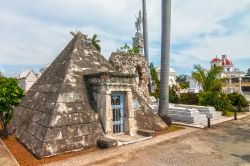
[149,63,159,83]
[117,43,140,54]
[179,82,189,89]
[0,77,24,137]
[192,64,223,92]
[91,34,101,52]
[176,74,189,89]
[149,63,160,99]
[169,85,180,103]
[70,31,101,52]
[180,92,199,105]
[228,93,249,112]
[176,74,188,83]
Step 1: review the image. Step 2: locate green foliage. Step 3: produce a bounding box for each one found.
[179,82,189,89]
[91,34,101,52]
[169,85,180,103]
[228,93,249,112]
[176,74,189,89]
[149,63,159,82]
[192,64,223,92]
[150,63,160,99]
[117,43,140,54]
[180,92,199,105]
[176,74,188,83]
[150,82,160,99]
[198,91,232,115]
[0,77,24,137]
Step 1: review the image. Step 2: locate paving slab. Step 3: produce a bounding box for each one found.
[96,115,250,166]
[43,127,199,166]
[0,139,19,166]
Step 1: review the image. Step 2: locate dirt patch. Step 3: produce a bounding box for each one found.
[155,125,184,136]
[2,135,99,166]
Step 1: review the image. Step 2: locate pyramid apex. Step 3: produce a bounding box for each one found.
[75,31,88,39]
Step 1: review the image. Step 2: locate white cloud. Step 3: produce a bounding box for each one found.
[1,0,250,76]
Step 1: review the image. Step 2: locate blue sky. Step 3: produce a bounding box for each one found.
[1,0,250,77]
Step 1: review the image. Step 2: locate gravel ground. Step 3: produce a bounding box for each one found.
[93,116,250,166]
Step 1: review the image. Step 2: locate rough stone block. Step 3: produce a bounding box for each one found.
[97,137,118,149]
[137,130,155,137]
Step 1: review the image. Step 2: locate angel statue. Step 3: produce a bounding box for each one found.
[135,11,142,32]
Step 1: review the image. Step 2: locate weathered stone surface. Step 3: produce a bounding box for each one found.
[9,32,109,158]
[109,52,149,100]
[9,32,168,159]
[132,88,168,131]
[97,137,118,149]
[137,130,155,137]
[169,107,207,123]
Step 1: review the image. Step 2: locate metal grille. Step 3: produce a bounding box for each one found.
[111,93,124,134]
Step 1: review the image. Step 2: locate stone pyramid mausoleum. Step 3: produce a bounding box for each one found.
[10,32,167,158]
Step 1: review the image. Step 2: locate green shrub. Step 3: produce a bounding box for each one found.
[198,91,232,115]
[228,93,249,112]
[169,86,180,103]
[180,92,199,105]
[0,77,24,137]
[179,82,189,89]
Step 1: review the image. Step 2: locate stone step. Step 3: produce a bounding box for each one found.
[97,137,118,149]
[137,130,155,137]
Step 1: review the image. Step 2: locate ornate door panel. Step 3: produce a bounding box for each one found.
[111,92,125,134]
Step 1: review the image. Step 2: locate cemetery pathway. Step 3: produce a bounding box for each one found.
[0,139,19,166]
[92,116,250,166]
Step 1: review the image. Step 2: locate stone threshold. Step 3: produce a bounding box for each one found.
[107,134,153,146]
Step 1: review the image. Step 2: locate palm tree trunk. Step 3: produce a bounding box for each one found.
[159,0,171,116]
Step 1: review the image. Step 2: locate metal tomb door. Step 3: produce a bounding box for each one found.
[111,92,125,134]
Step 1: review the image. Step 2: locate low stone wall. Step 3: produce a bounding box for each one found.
[169,107,207,123]
[174,104,222,119]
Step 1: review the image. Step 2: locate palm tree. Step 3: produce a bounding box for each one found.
[159,0,171,117]
[192,64,223,92]
[91,34,101,52]
[70,30,79,36]
[70,32,101,52]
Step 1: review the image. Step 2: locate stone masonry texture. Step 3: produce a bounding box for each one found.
[9,32,167,158]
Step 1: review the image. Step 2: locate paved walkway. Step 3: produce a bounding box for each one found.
[44,127,199,166]
[0,139,19,166]
[97,115,250,166]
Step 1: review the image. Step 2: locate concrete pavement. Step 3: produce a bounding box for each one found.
[0,139,19,166]
[44,127,199,166]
